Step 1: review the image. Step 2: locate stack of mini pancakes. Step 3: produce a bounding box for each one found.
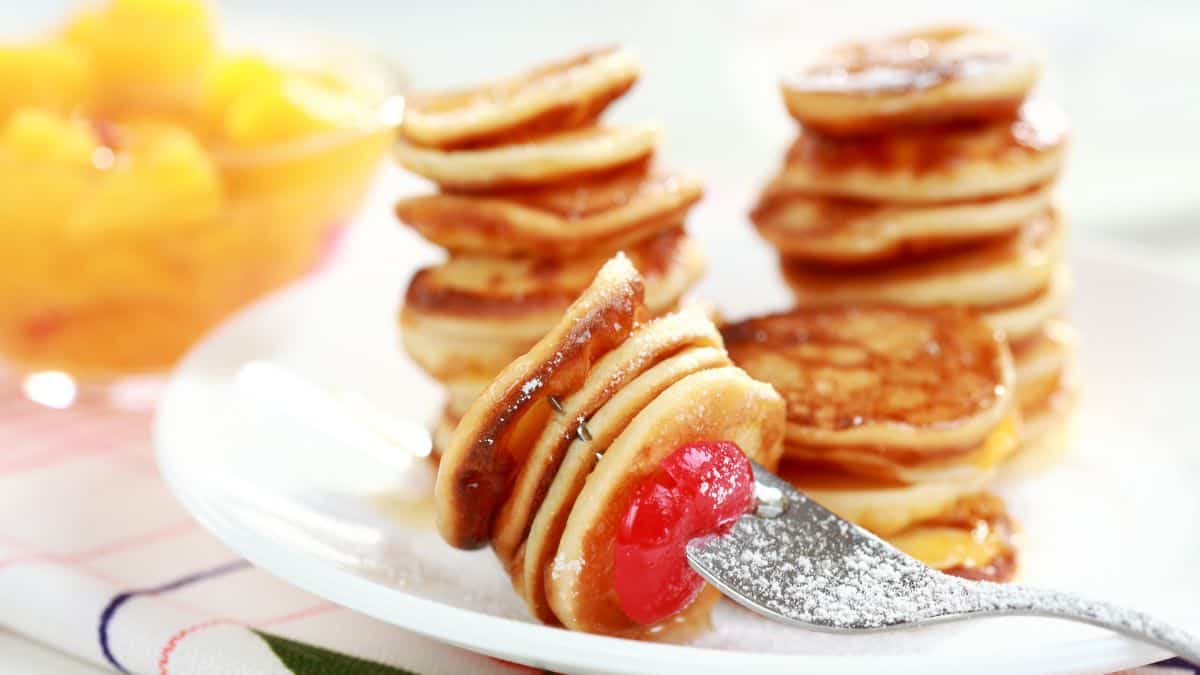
[394,47,706,452]
[437,255,785,634]
[723,306,1019,581]
[752,25,1075,469]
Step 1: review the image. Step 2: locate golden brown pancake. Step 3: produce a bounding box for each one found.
[490,307,724,569]
[781,24,1041,135]
[1006,320,1076,472]
[444,377,490,420]
[779,461,992,537]
[432,405,460,458]
[547,366,785,635]
[781,208,1064,311]
[751,182,1052,266]
[887,492,1017,582]
[401,46,640,150]
[981,265,1070,344]
[519,345,732,622]
[394,123,661,191]
[779,462,1016,581]
[722,305,1016,482]
[396,159,703,257]
[400,228,705,381]
[435,254,645,549]
[764,100,1067,203]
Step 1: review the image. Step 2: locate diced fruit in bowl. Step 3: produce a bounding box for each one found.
[0,0,400,377]
[62,0,215,113]
[0,42,93,123]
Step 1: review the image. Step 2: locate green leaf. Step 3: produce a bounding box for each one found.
[255,630,420,675]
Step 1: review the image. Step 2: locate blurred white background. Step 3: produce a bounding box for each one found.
[5,0,1200,276]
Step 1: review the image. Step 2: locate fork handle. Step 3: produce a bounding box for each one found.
[971,583,1200,662]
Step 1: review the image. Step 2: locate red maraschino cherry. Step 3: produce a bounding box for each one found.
[613,440,756,625]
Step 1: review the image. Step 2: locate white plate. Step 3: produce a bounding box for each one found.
[156,173,1200,675]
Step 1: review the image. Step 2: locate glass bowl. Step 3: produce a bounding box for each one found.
[0,23,404,381]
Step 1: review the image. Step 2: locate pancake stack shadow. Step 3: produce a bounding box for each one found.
[727,25,1080,581]
[391,47,707,451]
[754,25,1076,472]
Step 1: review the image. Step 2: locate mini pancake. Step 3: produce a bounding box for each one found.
[547,366,785,635]
[395,160,703,257]
[781,24,1041,135]
[435,255,645,549]
[394,123,661,191]
[519,345,732,622]
[779,461,993,537]
[781,208,1064,310]
[432,405,460,457]
[887,492,1017,582]
[751,182,1052,266]
[1007,320,1077,472]
[722,306,1016,483]
[1007,383,1075,476]
[764,100,1067,203]
[401,46,640,150]
[1013,320,1074,418]
[444,377,490,420]
[401,228,705,381]
[490,307,724,570]
[980,265,1070,344]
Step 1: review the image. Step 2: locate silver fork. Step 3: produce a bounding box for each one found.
[687,462,1200,662]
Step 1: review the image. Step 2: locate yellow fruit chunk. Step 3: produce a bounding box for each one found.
[69,121,222,241]
[62,0,214,112]
[0,42,93,123]
[201,54,284,130]
[223,74,373,146]
[0,108,99,167]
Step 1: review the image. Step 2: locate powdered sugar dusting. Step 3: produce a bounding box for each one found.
[685,465,1200,659]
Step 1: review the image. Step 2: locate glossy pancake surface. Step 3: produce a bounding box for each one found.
[396,160,703,257]
[402,46,640,149]
[394,123,661,191]
[435,255,644,549]
[782,24,1041,135]
[781,208,1064,310]
[765,100,1067,203]
[490,307,724,569]
[400,229,705,380]
[722,305,1014,471]
[548,366,785,634]
[752,182,1051,266]
[519,345,731,622]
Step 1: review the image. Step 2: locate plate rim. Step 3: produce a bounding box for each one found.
[154,243,1194,674]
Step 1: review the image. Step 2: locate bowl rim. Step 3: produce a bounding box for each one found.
[204,14,408,168]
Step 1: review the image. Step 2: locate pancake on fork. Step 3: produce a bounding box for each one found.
[396,159,703,258]
[781,24,1042,136]
[401,228,705,382]
[401,46,640,150]
[781,207,1064,313]
[437,255,785,634]
[764,100,1067,204]
[722,305,1017,484]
